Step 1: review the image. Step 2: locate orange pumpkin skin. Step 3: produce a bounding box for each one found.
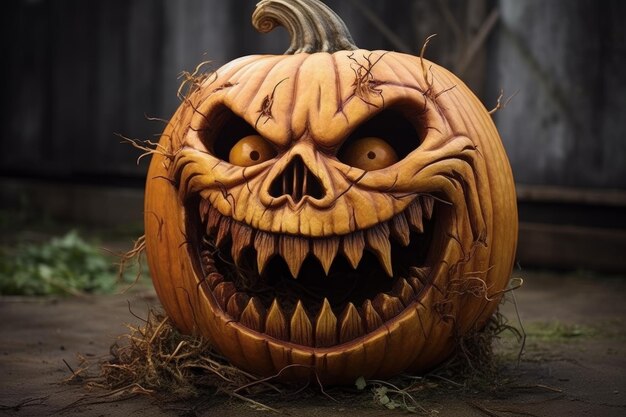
[144,0,517,384]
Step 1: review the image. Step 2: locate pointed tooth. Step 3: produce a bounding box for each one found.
[226,292,250,320]
[290,301,313,346]
[265,299,288,341]
[405,201,423,232]
[314,299,337,347]
[312,237,340,275]
[365,223,393,277]
[279,235,309,278]
[205,272,224,290]
[408,277,423,294]
[393,278,415,306]
[372,293,404,321]
[342,231,365,269]
[231,222,253,265]
[213,282,236,310]
[254,231,276,275]
[199,199,210,224]
[390,213,410,246]
[207,205,221,233]
[421,195,434,220]
[240,297,266,332]
[362,300,383,333]
[409,266,432,284]
[338,303,364,343]
[215,216,232,247]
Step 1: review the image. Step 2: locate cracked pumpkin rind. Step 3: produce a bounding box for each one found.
[144,49,517,383]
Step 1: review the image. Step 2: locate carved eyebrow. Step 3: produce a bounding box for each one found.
[193,104,261,160]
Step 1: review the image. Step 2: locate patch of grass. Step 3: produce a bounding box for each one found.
[0,231,122,296]
[524,321,595,341]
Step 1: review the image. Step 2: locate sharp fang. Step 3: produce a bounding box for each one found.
[405,200,423,232]
[213,281,236,310]
[312,237,340,275]
[231,222,253,265]
[338,303,364,343]
[421,195,434,220]
[215,216,232,247]
[226,292,250,320]
[279,235,309,278]
[254,231,277,275]
[290,300,313,346]
[314,298,337,347]
[240,297,266,332]
[390,213,410,247]
[372,293,404,321]
[199,199,210,223]
[408,266,432,294]
[365,223,393,277]
[408,277,423,294]
[265,299,288,341]
[207,205,221,233]
[342,230,365,269]
[409,266,432,284]
[362,300,383,333]
[392,278,415,306]
[206,272,224,290]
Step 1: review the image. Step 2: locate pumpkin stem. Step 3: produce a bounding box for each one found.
[252,0,358,54]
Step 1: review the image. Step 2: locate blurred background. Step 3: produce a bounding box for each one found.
[1,0,625,273]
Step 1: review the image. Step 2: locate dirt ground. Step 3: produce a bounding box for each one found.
[1,269,624,416]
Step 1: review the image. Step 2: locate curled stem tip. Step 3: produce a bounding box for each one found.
[252,0,358,54]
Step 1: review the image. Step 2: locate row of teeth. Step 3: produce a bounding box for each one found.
[200,258,432,347]
[199,195,434,278]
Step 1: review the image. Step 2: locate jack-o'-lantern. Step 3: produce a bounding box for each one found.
[144,0,517,384]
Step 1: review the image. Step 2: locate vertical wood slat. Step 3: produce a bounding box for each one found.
[491,0,626,188]
[52,0,99,176]
[93,1,129,175]
[1,0,51,171]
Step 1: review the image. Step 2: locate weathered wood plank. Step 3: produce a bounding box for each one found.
[518,222,626,273]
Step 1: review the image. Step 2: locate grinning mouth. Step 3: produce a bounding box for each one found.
[188,195,440,348]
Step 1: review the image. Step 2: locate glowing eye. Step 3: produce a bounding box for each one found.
[228,135,277,167]
[339,136,399,170]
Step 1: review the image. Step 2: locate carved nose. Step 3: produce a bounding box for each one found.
[269,155,325,203]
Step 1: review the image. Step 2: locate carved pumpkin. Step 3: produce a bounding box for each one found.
[144,0,517,384]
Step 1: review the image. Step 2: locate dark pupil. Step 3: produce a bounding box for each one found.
[250,150,260,161]
[367,151,376,160]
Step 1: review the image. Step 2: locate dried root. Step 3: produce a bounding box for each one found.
[348,52,387,108]
[118,134,178,166]
[419,34,437,93]
[488,89,518,115]
[177,61,216,101]
[115,235,146,292]
[74,309,284,411]
[429,308,523,390]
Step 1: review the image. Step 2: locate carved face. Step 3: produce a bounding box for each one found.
[144,0,517,384]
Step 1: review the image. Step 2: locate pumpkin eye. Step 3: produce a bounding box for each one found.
[337,108,424,170]
[228,135,277,166]
[339,136,399,170]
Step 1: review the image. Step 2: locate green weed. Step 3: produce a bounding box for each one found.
[0,231,120,296]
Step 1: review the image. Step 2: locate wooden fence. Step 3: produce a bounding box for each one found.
[1,0,624,189]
